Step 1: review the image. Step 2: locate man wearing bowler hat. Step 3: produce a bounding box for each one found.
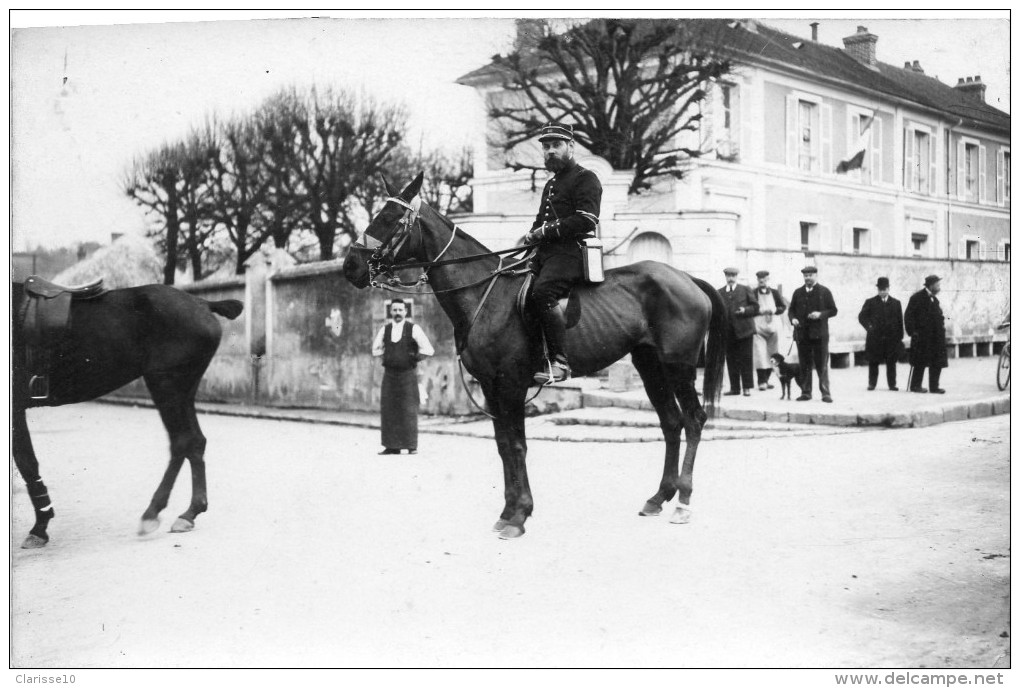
[904,274,948,394]
[788,265,838,402]
[718,267,760,396]
[858,277,904,391]
[524,122,603,385]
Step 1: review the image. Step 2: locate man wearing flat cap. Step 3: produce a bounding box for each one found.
[718,267,760,396]
[903,275,948,393]
[788,265,838,402]
[751,270,788,391]
[857,277,904,391]
[525,122,603,385]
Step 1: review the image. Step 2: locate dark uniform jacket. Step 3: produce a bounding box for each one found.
[789,284,838,342]
[531,160,602,260]
[858,295,904,359]
[718,283,760,339]
[904,288,948,368]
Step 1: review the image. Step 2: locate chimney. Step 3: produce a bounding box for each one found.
[954,75,987,103]
[810,22,819,41]
[514,18,545,52]
[903,60,924,73]
[842,25,878,67]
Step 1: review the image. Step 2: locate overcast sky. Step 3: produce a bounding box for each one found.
[7,11,1011,252]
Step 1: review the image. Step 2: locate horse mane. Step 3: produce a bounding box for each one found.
[419,202,495,257]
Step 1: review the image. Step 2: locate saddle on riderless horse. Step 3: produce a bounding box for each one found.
[19,275,108,400]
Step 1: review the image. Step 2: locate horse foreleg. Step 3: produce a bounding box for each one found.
[13,408,55,548]
[632,349,683,518]
[485,380,532,539]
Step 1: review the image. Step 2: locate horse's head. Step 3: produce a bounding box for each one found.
[343,172,425,289]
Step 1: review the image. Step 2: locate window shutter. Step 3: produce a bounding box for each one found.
[785,96,798,167]
[996,150,1005,206]
[980,240,988,260]
[957,139,966,200]
[979,145,988,203]
[928,134,938,196]
[959,238,967,259]
[870,117,883,184]
[821,103,833,174]
[904,127,916,191]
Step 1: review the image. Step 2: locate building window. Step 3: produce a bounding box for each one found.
[798,100,818,172]
[800,221,817,251]
[964,143,980,201]
[965,240,980,260]
[911,232,928,258]
[852,227,870,255]
[1005,243,1011,262]
[1004,152,1011,202]
[714,83,739,160]
[912,130,930,193]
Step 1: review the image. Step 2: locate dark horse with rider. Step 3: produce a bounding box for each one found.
[344,122,726,539]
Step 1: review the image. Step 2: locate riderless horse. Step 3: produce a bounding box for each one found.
[343,173,726,539]
[12,278,243,548]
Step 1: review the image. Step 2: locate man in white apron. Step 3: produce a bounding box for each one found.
[752,270,788,391]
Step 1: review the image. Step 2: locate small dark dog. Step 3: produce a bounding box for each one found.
[769,353,803,400]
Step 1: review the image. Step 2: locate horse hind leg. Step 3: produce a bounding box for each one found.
[670,363,708,524]
[140,372,209,535]
[13,407,55,548]
[631,347,684,518]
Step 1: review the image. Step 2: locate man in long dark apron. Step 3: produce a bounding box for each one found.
[372,300,435,455]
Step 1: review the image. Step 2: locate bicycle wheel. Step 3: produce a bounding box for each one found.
[997,343,1010,390]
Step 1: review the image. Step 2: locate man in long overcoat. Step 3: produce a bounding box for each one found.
[718,267,760,396]
[788,265,838,402]
[857,276,904,391]
[904,274,948,394]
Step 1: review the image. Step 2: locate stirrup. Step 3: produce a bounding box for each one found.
[533,360,570,385]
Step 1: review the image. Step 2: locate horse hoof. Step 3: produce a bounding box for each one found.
[492,519,508,532]
[138,518,161,536]
[21,534,48,549]
[497,524,525,539]
[639,501,663,517]
[670,505,693,524]
[170,518,195,533]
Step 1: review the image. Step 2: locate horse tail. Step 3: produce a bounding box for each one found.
[204,299,244,320]
[691,277,726,417]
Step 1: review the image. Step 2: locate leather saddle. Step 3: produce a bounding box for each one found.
[515,272,584,329]
[21,275,108,399]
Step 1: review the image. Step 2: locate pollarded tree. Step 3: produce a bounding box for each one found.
[264,86,408,261]
[124,127,220,283]
[205,115,274,274]
[487,18,734,194]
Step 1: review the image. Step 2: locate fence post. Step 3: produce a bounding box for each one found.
[244,252,269,403]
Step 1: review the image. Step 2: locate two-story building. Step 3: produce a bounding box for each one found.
[455,18,1010,365]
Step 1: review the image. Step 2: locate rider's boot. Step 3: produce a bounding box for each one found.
[534,302,571,385]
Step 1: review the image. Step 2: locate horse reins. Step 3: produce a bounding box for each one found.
[355,196,548,418]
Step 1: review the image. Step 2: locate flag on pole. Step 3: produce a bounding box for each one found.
[836,108,878,174]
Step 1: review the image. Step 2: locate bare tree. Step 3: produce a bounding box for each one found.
[124,128,219,283]
[206,115,274,274]
[264,86,408,261]
[488,18,733,194]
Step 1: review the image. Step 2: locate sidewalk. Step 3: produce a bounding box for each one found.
[101,356,1008,443]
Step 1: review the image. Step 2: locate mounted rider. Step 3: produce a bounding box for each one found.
[525,123,603,385]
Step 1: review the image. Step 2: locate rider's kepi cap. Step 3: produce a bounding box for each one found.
[538,123,574,142]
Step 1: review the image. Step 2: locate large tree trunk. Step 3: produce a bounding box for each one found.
[163,188,180,285]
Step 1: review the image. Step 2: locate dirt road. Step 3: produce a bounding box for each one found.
[10,403,1010,668]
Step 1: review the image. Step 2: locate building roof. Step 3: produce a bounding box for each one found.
[457,18,1009,135]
